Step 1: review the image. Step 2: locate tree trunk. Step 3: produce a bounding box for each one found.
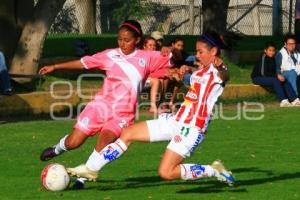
[75,0,96,34]
[0,0,34,62]
[9,0,66,83]
[295,0,300,36]
[0,0,19,59]
[202,0,230,33]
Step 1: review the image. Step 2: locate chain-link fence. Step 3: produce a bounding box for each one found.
[227,0,294,35]
[50,0,295,36]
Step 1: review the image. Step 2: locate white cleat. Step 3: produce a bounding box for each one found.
[67,164,98,182]
[211,160,235,186]
[280,99,292,107]
[291,98,300,107]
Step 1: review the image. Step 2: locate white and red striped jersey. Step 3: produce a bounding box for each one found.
[175,64,225,131]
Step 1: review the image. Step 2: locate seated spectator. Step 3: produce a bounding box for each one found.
[0,51,12,95]
[142,36,162,113]
[251,42,300,107]
[150,31,164,50]
[275,34,300,96]
[168,37,190,111]
[74,39,89,57]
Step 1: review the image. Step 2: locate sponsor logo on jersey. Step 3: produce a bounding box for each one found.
[112,54,121,59]
[139,58,146,67]
[183,85,198,105]
[118,119,129,128]
[174,135,182,143]
[81,117,89,126]
[191,76,207,85]
[190,133,204,153]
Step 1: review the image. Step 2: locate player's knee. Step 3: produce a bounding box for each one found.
[65,137,83,149]
[120,128,133,144]
[158,168,173,180]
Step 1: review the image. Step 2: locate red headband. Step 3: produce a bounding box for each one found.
[121,23,141,35]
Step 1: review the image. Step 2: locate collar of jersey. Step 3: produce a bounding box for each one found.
[118,48,138,57]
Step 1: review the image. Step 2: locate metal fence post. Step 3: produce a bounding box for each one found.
[272,0,281,35]
[189,0,195,35]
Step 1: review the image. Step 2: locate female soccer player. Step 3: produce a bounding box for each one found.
[39,20,171,173]
[67,31,235,186]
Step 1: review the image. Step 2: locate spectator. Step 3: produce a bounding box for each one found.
[74,39,89,57]
[0,51,12,95]
[251,42,300,107]
[150,31,164,50]
[168,37,190,112]
[142,36,162,113]
[275,34,300,96]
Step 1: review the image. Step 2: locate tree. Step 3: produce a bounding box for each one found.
[75,0,96,34]
[295,0,300,37]
[202,0,230,33]
[0,0,66,83]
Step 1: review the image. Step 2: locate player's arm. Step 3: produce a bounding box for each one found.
[39,60,84,75]
[213,57,229,83]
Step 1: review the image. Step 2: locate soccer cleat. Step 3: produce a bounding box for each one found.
[67,164,98,181]
[291,98,300,107]
[211,160,235,186]
[40,147,58,161]
[71,179,85,190]
[280,99,291,107]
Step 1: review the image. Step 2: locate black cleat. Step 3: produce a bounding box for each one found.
[40,147,57,161]
[72,179,85,190]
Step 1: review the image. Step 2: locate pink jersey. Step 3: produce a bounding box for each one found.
[81,48,171,120]
[175,64,224,131]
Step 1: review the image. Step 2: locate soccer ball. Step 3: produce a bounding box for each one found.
[41,163,70,191]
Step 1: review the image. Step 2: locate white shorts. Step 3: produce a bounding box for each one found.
[146,113,205,158]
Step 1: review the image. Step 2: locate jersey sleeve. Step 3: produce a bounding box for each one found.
[80,50,109,70]
[147,51,172,78]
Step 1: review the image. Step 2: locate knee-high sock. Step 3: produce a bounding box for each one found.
[54,135,68,155]
[86,139,128,171]
[180,164,215,180]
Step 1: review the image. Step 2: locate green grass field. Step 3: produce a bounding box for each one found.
[1,107,300,200]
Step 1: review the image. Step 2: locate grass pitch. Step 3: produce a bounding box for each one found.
[0,107,300,200]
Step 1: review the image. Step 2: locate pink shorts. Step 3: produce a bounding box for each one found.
[74,102,134,137]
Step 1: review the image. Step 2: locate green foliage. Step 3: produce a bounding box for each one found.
[1,108,300,199]
[112,0,156,25]
[233,35,284,51]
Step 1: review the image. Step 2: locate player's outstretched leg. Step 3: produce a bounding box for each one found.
[159,149,235,186]
[211,160,235,185]
[40,135,68,161]
[40,129,88,161]
[67,138,128,181]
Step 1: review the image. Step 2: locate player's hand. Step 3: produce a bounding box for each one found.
[214,57,224,68]
[39,65,56,75]
[179,65,190,75]
[277,74,285,82]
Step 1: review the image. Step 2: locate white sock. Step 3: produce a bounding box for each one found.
[180,164,215,180]
[86,139,128,171]
[54,135,68,155]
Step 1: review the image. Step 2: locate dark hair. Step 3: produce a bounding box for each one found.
[197,31,228,56]
[141,36,156,49]
[264,41,276,49]
[119,20,143,38]
[198,31,227,49]
[172,37,184,45]
[284,34,296,43]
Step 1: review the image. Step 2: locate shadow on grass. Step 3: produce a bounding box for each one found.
[71,167,300,194]
[178,168,300,194]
